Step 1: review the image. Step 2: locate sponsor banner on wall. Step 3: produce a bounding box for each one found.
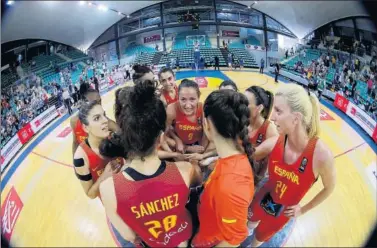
[372,127,377,143]
[245,44,265,51]
[17,123,34,145]
[334,93,349,113]
[30,106,58,133]
[0,135,22,172]
[346,101,377,136]
[108,76,115,88]
[222,30,240,37]
[99,81,108,93]
[1,186,24,241]
[144,34,161,43]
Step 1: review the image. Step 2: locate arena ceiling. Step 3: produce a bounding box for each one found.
[1,1,370,51]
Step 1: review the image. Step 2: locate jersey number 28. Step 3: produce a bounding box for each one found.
[144,215,177,239]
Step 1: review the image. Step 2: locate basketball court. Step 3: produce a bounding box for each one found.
[1,70,376,247]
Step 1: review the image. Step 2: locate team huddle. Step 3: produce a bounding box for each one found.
[70,65,336,247]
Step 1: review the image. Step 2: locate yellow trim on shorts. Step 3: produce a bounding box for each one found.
[222,218,237,224]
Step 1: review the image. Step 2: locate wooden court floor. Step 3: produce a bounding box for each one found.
[1,71,376,247]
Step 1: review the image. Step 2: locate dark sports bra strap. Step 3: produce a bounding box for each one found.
[125,161,167,181]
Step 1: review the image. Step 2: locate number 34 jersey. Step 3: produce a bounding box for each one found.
[113,162,193,247]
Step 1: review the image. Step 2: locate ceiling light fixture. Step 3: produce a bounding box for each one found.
[88,2,92,6]
[79,1,85,5]
[118,11,122,15]
[6,0,14,5]
[98,5,108,11]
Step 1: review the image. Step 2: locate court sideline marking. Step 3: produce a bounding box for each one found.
[31,151,73,168]
[334,142,366,159]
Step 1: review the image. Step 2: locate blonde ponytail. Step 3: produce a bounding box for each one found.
[275,84,321,139]
[308,93,320,138]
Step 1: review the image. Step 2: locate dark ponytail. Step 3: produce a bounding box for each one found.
[204,90,263,185]
[264,90,274,119]
[132,65,153,84]
[103,79,166,160]
[99,132,127,159]
[246,86,274,119]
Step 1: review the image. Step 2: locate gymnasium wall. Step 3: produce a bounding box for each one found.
[219,26,265,47]
[91,41,119,67]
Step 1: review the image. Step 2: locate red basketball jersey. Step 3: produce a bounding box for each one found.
[250,120,270,147]
[113,162,193,247]
[261,135,318,205]
[173,103,203,145]
[163,86,178,106]
[80,140,109,183]
[74,119,88,144]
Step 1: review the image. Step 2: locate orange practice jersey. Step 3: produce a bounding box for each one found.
[192,154,254,246]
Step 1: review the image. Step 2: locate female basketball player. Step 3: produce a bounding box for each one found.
[164,79,216,161]
[99,79,202,247]
[219,80,238,91]
[109,86,184,161]
[158,67,178,107]
[244,86,278,189]
[132,64,154,84]
[195,80,239,167]
[248,83,336,247]
[191,90,262,247]
[73,101,121,199]
[70,88,119,155]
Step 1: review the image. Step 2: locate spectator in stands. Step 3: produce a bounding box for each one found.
[367,76,374,97]
[355,58,360,71]
[260,58,265,74]
[372,81,377,99]
[228,53,232,70]
[332,56,336,69]
[79,80,90,102]
[369,102,377,120]
[93,76,99,92]
[63,87,72,115]
[350,77,356,98]
[124,64,131,80]
[176,57,180,71]
[214,56,220,71]
[274,63,280,83]
[317,77,326,99]
[300,49,306,59]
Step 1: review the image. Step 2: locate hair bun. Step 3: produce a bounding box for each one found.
[131,79,157,109]
[99,132,127,158]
